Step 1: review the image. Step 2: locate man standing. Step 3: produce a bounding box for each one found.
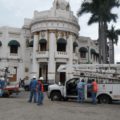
[77,79,85,103]
[0,78,2,97]
[0,77,5,97]
[36,77,44,105]
[91,79,98,104]
[28,76,37,103]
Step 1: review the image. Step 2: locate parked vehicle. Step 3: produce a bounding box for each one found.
[48,77,120,103]
[48,64,120,104]
[2,83,20,97]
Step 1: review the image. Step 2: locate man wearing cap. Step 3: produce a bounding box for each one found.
[36,77,44,105]
[28,76,37,103]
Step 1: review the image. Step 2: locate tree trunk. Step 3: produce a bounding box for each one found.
[104,22,108,63]
[98,21,102,64]
[109,40,114,63]
[100,22,107,64]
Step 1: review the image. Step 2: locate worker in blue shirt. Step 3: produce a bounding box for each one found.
[28,76,37,103]
[77,79,85,103]
[0,77,5,97]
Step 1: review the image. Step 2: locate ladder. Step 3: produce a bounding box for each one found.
[57,64,120,79]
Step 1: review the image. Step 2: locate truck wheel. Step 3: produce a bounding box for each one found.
[2,92,10,98]
[51,91,61,101]
[98,95,112,104]
[63,97,68,101]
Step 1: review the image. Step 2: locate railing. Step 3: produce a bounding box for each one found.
[10,53,19,56]
[8,53,21,59]
[36,51,49,58]
[55,51,68,59]
[73,53,78,60]
[80,57,88,63]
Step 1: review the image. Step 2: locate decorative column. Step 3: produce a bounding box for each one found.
[66,33,74,80]
[48,31,56,84]
[32,32,39,78]
[87,46,90,64]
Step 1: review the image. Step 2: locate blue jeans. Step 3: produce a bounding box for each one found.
[77,89,84,103]
[28,89,36,102]
[92,92,97,104]
[37,91,44,105]
[0,89,3,97]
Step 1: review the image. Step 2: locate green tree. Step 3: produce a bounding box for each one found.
[77,0,120,63]
[107,25,120,63]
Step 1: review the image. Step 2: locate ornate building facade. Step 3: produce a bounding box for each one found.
[0,0,99,84]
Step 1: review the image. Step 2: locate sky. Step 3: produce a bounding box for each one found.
[0,0,120,62]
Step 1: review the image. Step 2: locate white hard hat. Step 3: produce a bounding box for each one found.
[39,77,44,80]
[1,77,5,81]
[33,76,36,78]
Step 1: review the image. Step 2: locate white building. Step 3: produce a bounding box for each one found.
[0,0,99,84]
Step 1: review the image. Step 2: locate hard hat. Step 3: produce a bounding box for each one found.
[1,77,5,81]
[33,76,36,78]
[39,77,44,80]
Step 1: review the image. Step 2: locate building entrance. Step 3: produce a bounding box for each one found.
[39,63,48,82]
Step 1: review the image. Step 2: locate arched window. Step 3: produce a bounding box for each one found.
[8,40,20,54]
[79,47,88,58]
[57,38,67,52]
[29,40,33,47]
[39,39,47,51]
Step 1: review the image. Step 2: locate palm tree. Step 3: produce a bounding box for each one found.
[107,25,120,63]
[77,0,120,63]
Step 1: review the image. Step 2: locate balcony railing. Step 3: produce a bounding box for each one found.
[8,53,21,59]
[73,53,78,60]
[55,51,68,59]
[36,51,49,59]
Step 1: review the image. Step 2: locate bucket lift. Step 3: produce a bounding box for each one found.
[57,64,120,79]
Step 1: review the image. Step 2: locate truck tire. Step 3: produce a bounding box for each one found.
[98,95,112,104]
[50,91,62,101]
[2,92,10,98]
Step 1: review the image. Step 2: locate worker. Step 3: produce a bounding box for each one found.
[77,79,85,103]
[28,76,37,103]
[0,77,2,97]
[36,77,44,105]
[91,79,98,104]
[0,77,5,97]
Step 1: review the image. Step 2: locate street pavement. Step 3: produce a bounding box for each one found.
[0,91,120,120]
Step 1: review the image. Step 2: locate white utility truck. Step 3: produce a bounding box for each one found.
[48,64,120,104]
